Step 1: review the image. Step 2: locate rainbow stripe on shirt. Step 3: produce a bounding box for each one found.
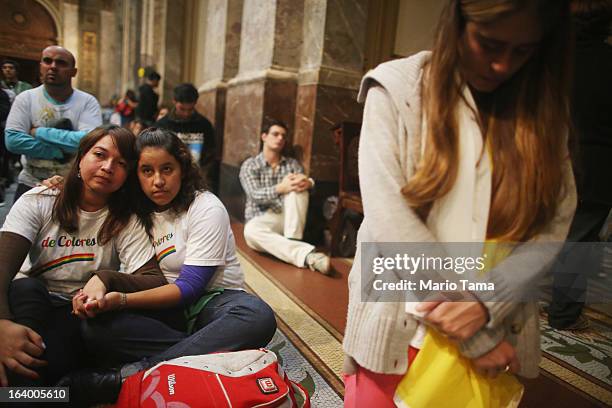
[156,246,176,262]
[36,253,95,274]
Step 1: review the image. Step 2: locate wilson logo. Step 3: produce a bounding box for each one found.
[167,373,176,395]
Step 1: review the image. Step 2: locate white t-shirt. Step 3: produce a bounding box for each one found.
[176,132,204,165]
[150,192,244,290]
[1,187,155,296]
[5,85,102,186]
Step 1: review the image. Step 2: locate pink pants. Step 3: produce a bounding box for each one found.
[343,347,419,407]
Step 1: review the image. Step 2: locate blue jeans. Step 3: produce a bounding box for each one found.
[81,289,277,372]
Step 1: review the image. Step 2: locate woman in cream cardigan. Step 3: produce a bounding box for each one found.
[343,0,576,406]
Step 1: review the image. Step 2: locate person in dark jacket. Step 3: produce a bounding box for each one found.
[136,71,160,123]
[154,83,218,192]
[547,0,612,330]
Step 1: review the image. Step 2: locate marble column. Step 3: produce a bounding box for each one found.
[87,6,120,106]
[130,0,184,108]
[62,1,80,86]
[220,0,304,219]
[136,0,160,101]
[120,0,142,95]
[159,0,185,102]
[77,5,100,97]
[287,0,368,245]
[197,0,243,166]
[294,0,367,181]
[139,0,155,67]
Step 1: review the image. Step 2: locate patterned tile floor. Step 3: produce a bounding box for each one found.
[538,307,612,406]
[267,330,343,407]
[240,250,345,407]
[541,314,612,387]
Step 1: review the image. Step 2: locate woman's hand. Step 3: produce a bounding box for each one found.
[82,274,107,301]
[72,290,103,319]
[471,340,520,378]
[71,290,88,319]
[74,292,123,316]
[72,275,108,319]
[417,300,489,341]
[39,175,64,189]
[0,319,47,386]
[95,292,123,313]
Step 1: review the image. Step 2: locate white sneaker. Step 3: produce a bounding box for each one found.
[305,252,331,275]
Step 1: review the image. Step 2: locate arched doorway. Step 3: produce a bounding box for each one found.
[0,0,59,87]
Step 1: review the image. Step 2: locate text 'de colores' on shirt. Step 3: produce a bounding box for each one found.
[1,187,154,295]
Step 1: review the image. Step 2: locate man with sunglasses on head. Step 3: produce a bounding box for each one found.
[5,46,101,202]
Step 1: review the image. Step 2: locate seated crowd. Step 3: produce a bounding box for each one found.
[0,45,288,406]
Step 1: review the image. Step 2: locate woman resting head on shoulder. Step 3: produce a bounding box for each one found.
[85,127,271,324]
[0,125,159,387]
[131,127,207,226]
[55,124,136,232]
[61,128,276,406]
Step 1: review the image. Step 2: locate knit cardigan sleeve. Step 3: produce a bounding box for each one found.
[344,82,437,375]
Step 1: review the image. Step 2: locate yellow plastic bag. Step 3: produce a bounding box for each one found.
[395,240,522,407]
[394,330,523,408]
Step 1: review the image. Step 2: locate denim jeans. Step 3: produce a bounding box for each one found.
[7,277,87,386]
[548,202,610,328]
[81,289,277,373]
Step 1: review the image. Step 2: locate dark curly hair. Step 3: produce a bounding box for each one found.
[131,127,207,237]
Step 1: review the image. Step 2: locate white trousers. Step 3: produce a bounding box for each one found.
[244,191,314,268]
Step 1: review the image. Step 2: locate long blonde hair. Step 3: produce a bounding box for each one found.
[402,0,573,241]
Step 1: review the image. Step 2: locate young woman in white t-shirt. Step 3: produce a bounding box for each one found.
[0,125,162,387]
[61,128,276,406]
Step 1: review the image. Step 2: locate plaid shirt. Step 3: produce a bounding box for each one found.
[239,152,304,221]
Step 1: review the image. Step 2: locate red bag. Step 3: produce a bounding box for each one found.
[113,349,310,408]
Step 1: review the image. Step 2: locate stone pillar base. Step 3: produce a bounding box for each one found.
[294,83,362,181]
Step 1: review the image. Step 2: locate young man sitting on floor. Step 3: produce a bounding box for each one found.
[239,119,330,275]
